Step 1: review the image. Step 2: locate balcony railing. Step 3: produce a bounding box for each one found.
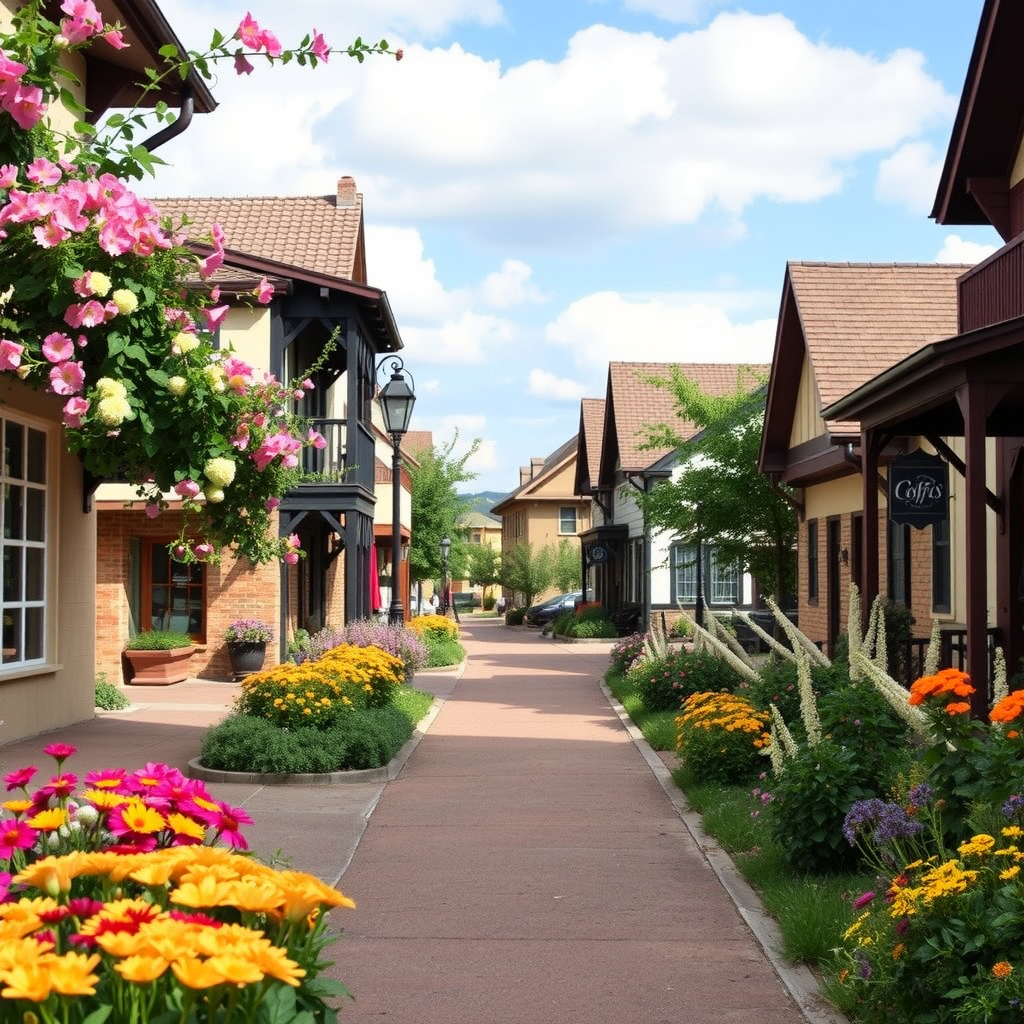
[300,418,348,482]
[958,233,1024,333]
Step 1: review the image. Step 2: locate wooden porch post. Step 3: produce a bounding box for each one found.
[996,439,1024,685]
[861,428,880,633]
[959,382,990,717]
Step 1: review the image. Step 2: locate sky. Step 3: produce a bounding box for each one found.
[150,0,999,495]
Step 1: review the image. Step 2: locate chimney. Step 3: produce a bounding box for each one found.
[531,457,544,478]
[337,176,357,207]
[519,466,531,486]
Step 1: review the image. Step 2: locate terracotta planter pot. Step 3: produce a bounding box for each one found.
[123,647,193,685]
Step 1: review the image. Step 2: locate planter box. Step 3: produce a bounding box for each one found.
[227,640,267,679]
[124,647,193,685]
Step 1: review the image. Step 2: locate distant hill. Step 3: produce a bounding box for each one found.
[460,491,506,514]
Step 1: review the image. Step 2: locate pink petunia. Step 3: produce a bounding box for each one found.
[25,158,61,186]
[0,164,16,189]
[4,82,47,130]
[62,396,89,429]
[173,479,201,499]
[255,276,274,304]
[101,28,127,49]
[0,338,23,372]
[196,799,253,849]
[234,51,254,75]
[144,502,160,519]
[49,361,85,396]
[193,543,214,560]
[310,29,330,62]
[42,331,74,363]
[236,12,262,48]
[203,304,230,332]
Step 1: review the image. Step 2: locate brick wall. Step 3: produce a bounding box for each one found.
[97,509,281,683]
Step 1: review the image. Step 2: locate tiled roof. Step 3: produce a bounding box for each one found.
[610,362,769,472]
[402,431,434,457]
[788,262,967,429]
[152,177,363,283]
[580,398,605,485]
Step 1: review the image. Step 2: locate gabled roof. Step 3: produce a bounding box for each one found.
[491,434,580,513]
[154,177,365,283]
[460,510,501,528]
[401,431,434,456]
[574,397,606,495]
[599,362,769,485]
[760,262,967,475]
[931,0,1024,238]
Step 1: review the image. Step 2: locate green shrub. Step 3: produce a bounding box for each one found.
[506,608,525,625]
[94,673,130,711]
[423,634,465,668]
[630,648,742,713]
[675,690,771,785]
[483,594,496,611]
[609,632,647,674]
[568,617,617,639]
[199,701,423,773]
[767,740,876,875]
[736,658,800,721]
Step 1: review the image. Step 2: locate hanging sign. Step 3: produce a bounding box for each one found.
[888,448,948,529]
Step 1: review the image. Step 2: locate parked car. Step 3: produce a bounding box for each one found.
[524,591,583,626]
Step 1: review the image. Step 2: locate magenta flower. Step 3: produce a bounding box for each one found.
[144,502,160,519]
[42,331,74,363]
[0,871,10,901]
[203,304,230,332]
[0,818,36,858]
[0,164,16,188]
[198,800,253,849]
[37,773,78,799]
[256,276,274,303]
[173,478,201,499]
[852,891,876,910]
[62,396,89,428]
[234,51,254,75]
[131,762,183,791]
[0,338,23,371]
[4,765,37,791]
[84,767,129,791]
[49,360,85,396]
[44,743,77,762]
[310,29,330,62]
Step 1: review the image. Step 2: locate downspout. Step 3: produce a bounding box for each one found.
[141,82,195,152]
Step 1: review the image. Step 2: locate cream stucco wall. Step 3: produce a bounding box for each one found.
[0,381,97,742]
[788,355,825,448]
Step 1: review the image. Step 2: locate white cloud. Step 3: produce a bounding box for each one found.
[527,369,587,401]
[620,0,728,24]
[477,260,547,308]
[546,291,776,378]
[366,225,462,320]
[148,11,953,249]
[399,311,515,365]
[934,234,999,264]
[875,141,943,214]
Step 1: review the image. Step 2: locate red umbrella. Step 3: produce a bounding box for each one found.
[369,545,382,613]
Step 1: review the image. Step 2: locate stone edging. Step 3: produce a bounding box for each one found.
[600,680,851,1024]
[187,660,464,787]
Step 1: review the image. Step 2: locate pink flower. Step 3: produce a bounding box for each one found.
[192,543,214,560]
[236,12,263,48]
[4,82,47,130]
[234,51,254,75]
[101,28,127,49]
[284,551,299,565]
[26,158,61,186]
[62,396,89,428]
[0,338,23,371]
[4,765,37,791]
[311,30,330,61]
[195,799,252,849]
[307,429,327,449]
[203,304,230,332]
[852,891,876,910]
[0,164,16,188]
[33,217,70,248]
[265,497,280,512]
[255,276,274,303]
[0,819,36,859]
[43,742,76,761]
[49,361,85,396]
[145,502,160,519]
[42,331,74,363]
[63,300,106,328]
[173,479,201,499]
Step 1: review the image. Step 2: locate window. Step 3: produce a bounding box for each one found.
[709,548,739,605]
[141,539,206,640]
[932,517,951,614]
[807,519,819,603]
[671,544,697,603]
[1,417,48,667]
[888,521,909,607]
[559,506,577,535]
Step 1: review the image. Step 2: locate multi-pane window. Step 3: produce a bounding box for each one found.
[709,548,739,604]
[672,544,697,603]
[1,417,47,666]
[559,506,577,535]
[143,540,205,640]
[807,520,819,603]
[932,517,951,614]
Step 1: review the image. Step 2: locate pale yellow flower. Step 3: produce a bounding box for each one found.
[167,375,188,396]
[173,332,199,354]
[204,457,236,488]
[95,377,127,400]
[111,288,138,315]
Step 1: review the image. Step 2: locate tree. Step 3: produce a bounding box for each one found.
[466,544,501,602]
[407,432,481,586]
[500,542,554,609]
[551,539,582,593]
[637,366,798,606]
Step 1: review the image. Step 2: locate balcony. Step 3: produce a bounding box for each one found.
[300,419,348,482]
[958,233,1024,333]
[282,417,374,515]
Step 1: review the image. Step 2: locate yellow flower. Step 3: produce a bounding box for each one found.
[47,951,101,996]
[1000,865,1021,880]
[24,807,67,831]
[95,376,127,400]
[2,799,32,815]
[117,798,166,835]
[0,958,54,1001]
[111,288,138,315]
[892,943,905,960]
[173,332,199,354]
[957,834,996,857]
[168,375,188,396]
[96,395,133,426]
[204,457,236,488]
[87,271,112,296]
[114,955,171,983]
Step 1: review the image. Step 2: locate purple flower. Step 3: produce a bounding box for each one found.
[908,783,934,806]
[1003,794,1024,819]
[852,891,875,910]
[843,799,923,847]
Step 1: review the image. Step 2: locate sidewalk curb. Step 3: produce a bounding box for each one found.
[599,680,851,1024]
[188,660,463,787]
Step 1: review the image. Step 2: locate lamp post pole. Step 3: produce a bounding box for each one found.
[440,535,451,615]
[377,357,416,627]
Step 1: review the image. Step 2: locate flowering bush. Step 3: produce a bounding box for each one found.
[609,631,647,674]
[832,814,1024,1023]
[237,644,405,724]
[0,2,398,564]
[0,745,355,1022]
[291,620,428,682]
[631,648,741,713]
[406,614,460,641]
[224,618,273,643]
[675,691,771,784]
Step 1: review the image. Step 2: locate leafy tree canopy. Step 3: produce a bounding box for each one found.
[500,542,554,609]
[636,365,798,603]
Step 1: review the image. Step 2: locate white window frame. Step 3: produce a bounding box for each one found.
[0,411,55,672]
[708,548,739,605]
[558,506,577,535]
[672,543,697,603]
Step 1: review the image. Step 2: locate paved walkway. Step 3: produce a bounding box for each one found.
[0,618,845,1024]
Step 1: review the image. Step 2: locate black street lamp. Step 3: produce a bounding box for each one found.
[378,357,416,625]
[439,534,451,615]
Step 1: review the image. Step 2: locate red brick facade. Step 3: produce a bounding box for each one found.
[97,508,282,683]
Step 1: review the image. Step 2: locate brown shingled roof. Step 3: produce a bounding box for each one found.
[610,362,769,473]
[153,177,364,283]
[787,262,967,429]
[580,398,605,487]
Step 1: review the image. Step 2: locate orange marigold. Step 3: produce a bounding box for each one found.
[908,668,974,706]
[992,961,1014,979]
[990,690,1024,724]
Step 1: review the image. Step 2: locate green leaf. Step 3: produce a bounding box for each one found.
[146,369,171,388]
[81,1006,113,1024]
[158,43,179,59]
